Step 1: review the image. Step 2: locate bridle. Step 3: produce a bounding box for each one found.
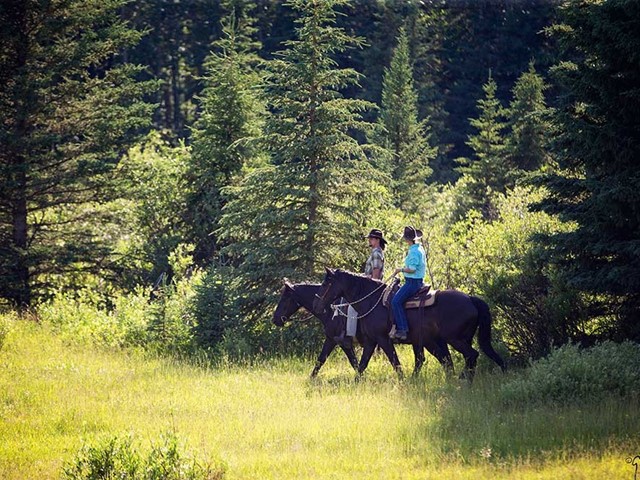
[279,287,315,325]
[315,273,395,320]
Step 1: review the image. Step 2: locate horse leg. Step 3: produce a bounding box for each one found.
[357,339,377,379]
[376,336,404,379]
[438,338,455,379]
[449,339,479,384]
[340,343,359,372]
[311,337,338,378]
[421,337,454,379]
[412,344,425,377]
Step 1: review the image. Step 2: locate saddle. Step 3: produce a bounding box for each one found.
[382,280,438,310]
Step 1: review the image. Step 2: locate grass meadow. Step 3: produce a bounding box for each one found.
[1,318,639,479]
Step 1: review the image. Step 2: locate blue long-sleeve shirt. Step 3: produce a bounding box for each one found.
[403,243,426,279]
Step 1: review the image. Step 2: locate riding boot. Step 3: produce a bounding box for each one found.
[393,330,408,341]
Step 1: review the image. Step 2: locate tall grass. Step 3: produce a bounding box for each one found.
[1,318,638,479]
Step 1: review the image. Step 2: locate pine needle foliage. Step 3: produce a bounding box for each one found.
[377,28,435,213]
[219,0,389,317]
[0,0,157,307]
[537,0,640,338]
[187,0,265,264]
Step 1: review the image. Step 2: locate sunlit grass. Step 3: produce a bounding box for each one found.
[0,318,638,479]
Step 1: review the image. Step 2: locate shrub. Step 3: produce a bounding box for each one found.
[423,185,587,359]
[192,264,235,351]
[37,271,201,356]
[500,341,640,405]
[62,431,224,480]
[147,274,200,355]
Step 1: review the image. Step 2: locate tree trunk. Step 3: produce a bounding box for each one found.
[11,160,30,308]
[8,4,31,308]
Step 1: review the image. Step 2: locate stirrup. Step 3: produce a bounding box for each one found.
[388,325,396,338]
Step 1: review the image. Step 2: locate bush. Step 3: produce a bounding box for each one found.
[38,288,155,349]
[422,185,587,359]
[192,264,235,352]
[500,341,640,405]
[147,274,200,355]
[62,431,224,480]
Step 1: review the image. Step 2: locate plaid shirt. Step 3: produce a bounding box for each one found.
[364,246,385,277]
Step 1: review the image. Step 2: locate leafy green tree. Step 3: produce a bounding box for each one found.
[506,62,551,174]
[218,0,388,318]
[113,133,191,287]
[456,75,509,220]
[0,0,156,307]
[377,28,435,212]
[538,0,640,339]
[187,1,265,264]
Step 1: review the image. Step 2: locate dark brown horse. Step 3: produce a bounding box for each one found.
[274,280,441,378]
[313,269,506,382]
[273,281,360,377]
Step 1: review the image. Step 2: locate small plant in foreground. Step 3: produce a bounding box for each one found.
[62,431,224,480]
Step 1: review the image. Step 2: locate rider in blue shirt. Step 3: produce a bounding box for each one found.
[391,226,426,340]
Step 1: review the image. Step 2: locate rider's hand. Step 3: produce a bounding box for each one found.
[393,268,402,276]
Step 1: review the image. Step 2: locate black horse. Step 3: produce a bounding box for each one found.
[273,280,360,377]
[274,280,439,378]
[313,269,506,382]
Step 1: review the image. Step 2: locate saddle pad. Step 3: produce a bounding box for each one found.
[405,290,438,309]
[382,283,435,309]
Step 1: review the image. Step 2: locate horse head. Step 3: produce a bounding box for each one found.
[272,278,300,326]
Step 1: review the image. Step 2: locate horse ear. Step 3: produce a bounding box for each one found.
[324,266,335,276]
[283,278,294,290]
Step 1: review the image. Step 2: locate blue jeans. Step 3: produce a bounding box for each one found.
[391,278,423,333]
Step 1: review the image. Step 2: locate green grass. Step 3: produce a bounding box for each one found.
[1,318,638,479]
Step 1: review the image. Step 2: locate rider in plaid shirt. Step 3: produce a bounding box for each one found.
[334,229,386,348]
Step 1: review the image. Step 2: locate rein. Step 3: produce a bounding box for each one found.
[319,273,397,321]
[284,287,322,324]
[288,311,316,323]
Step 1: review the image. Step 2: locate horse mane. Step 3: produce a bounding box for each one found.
[333,269,385,299]
[335,269,385,284]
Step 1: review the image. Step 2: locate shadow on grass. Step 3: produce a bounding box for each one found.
[401,366,640,464]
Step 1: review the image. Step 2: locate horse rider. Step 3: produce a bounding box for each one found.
[333,228,387,347]
[391,226,427,341]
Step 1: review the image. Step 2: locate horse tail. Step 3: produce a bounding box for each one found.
[471,296,506,372]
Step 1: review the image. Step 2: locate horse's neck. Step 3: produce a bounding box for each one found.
[341,274,380,311]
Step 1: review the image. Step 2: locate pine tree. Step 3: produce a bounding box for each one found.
[506,62,551,174]
[0,0,156,307]
[456,75,509,220]
[187,1,264,264]
[377,28,434,212]
[218,0,388,315]
[538,0,640,339]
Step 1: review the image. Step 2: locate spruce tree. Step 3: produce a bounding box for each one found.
[187,1,264,264]
[456,75,509,220]
[218,0,388,315]
[377,28,434,213]
[507,62,551,174]
[0,0,156,307]
[538,0,640,338]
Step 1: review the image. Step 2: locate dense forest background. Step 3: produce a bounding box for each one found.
[1,0,639,361]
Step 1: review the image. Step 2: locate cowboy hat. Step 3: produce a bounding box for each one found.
[363,228,387,247]
[401,225,423,242]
